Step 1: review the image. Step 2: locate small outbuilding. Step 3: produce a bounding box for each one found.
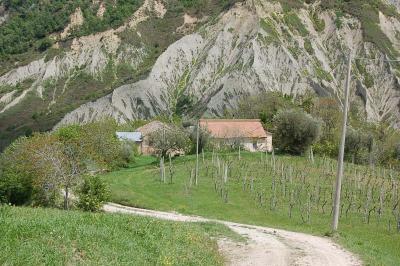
[116,131,143,153]
[199,119,272,152]
[116,132,142,142]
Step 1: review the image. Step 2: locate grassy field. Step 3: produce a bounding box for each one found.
[102,153,400,266]
[0,205,241,265]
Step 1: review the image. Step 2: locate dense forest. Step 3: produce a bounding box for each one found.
[0,0,239,62]
[0,0,143,65]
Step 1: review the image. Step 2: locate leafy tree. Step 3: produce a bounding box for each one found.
[32,134,82,209]
[0,134,70,207]
[185,121,211,154]
[79,119,128,169]
[274,109,322,154]
[148,125,191,157]
[311,97,341,156]
[365,123,400,168]
[229,91,295,129]
[345,127,372,164]
[0,119,124,207]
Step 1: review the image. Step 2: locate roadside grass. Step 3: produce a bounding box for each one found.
[0,205,239,265]
[102,153,400,266]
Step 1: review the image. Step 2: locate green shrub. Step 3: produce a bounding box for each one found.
[37,38,53,52]
[311,11,325,32]
[0,169,33,205]
[313,139,338,157]
[334,10,344,29]
[274,109,322,154]
[77,175,109,212]
[283,12,308,37]
[356,60,374,88]
[314,61,333,82]
[304,39,314,55]
[278,0,305,12]
[260,18,280,41]
[119,140,137,166]
[0,137,35,205]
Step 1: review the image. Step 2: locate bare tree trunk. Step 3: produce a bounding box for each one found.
[169,154,173,184]
[160,156,166,183]
[310,147,314,164]
[163,158,166,183]
[190,168,194,187]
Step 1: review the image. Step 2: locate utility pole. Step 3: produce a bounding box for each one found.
[195,120,200,185]
[332,51,352,232]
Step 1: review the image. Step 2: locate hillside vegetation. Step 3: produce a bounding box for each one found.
[1,0,400,146]
[0,205,235,265]
[278,0,399,55]
[0,0,239,151]
[102,154,400,266]
[0,0,144,70]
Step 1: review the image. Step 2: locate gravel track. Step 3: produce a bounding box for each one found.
[103,202,362,266]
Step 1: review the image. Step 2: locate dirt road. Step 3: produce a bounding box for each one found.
[103,202,361,266]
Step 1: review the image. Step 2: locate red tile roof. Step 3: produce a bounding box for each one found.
[199,119,269,139]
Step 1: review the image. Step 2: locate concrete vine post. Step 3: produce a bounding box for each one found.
[272,148,276,172]
[332,51,352,232]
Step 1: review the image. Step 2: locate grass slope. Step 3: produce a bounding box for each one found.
[0,206,235,265]
[102,154,400,266]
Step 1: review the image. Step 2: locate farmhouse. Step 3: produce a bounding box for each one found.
[199,119,272,152]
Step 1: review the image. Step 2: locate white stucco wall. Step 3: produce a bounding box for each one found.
[213,136,273,152]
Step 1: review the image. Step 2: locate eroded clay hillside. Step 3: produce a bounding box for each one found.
[57,0,400,127]
[0,0,228,149]
[1,0,400,148]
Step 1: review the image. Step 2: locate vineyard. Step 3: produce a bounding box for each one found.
[103,152,400,265]
[196,151,400,231]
